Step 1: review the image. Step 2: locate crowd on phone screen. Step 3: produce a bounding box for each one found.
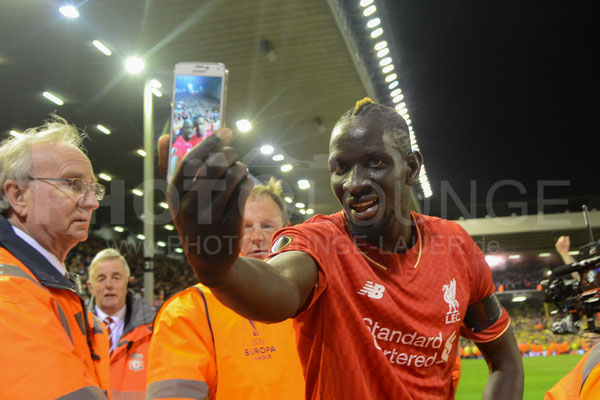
[172,92,221,140]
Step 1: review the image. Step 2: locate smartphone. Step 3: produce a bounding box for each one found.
[167,62,228,181]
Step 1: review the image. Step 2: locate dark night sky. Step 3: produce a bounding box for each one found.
[381,1,599,219]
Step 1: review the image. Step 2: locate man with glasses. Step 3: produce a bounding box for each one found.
[0,116,110,399]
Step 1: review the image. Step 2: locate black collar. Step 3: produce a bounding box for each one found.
[0,215,75,290]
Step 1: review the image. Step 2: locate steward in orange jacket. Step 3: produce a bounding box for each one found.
[0,216,110,399]
[89,291,155,400]
[147,284,305,400]
[545,344,600,399]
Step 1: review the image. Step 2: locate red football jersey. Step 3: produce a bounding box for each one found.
[268,211,510,400]
[171,134,203,160]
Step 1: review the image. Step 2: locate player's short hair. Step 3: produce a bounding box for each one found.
[0,115,86,215]
[248,177,288,225]
[334,97,411,156]
[88,248,131,282]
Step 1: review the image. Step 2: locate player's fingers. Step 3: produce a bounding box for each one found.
[189,128,232,161]
[204,146,239,179]
[171,128,232,192]
[157,134,170,178]
[191,161,249,227]
[221,173,254,246]
[209,162,252,222]
[171,146,239,208]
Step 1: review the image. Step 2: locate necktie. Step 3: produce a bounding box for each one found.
[104,316,114,354]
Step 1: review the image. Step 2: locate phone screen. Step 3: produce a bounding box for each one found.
[168,73,224,179]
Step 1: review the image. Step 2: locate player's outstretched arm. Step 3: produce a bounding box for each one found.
[212,251,318,323]
[477,324,524,400]
[158,132,318,322]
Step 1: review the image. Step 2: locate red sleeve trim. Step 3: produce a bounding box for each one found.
[470,318,511,344]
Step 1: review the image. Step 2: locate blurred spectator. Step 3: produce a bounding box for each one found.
[66,235,197,305]
[87,248,155,399]
[555,235,580,280]
[555,235,576,265]
[491,261,546,290]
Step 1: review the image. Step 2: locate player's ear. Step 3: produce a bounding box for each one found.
[405,151,423,186]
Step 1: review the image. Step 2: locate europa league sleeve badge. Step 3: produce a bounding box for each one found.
[270,235,293,254]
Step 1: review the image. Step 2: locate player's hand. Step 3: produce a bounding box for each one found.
[555,235,571,256]
[161,128,254,285]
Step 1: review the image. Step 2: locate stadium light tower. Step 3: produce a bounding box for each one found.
[141,79,155,304]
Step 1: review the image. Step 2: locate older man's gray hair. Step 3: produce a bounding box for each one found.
[0,116,86,215]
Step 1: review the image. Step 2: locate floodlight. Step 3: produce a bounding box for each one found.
[236,119,252,133]
[125,57,145,74]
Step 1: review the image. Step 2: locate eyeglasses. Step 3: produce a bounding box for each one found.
[28,176,106,201]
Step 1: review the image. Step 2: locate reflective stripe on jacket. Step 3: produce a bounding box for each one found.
[146,284,305,400]
[91,291,155,400]
[546,344,600,399]
[0,216,110,400]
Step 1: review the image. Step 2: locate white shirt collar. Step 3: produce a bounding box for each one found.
[95,304,127,324]
[12,225,67,277]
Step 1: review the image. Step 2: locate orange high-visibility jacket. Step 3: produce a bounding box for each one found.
[546,344,600,399]
[0,216,110,400]
[90,291,155,400]
[146,284,305,400]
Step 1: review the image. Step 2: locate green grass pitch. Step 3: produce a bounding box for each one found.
[455,354,584,399]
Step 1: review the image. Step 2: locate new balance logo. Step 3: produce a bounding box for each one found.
[357,281,386,299]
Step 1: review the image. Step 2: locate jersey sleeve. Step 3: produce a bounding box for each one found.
[171,136,187,159]
[146,288,215,400]
[0,276,107,399]
[454,224,511,343]
[266,220,337,315]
